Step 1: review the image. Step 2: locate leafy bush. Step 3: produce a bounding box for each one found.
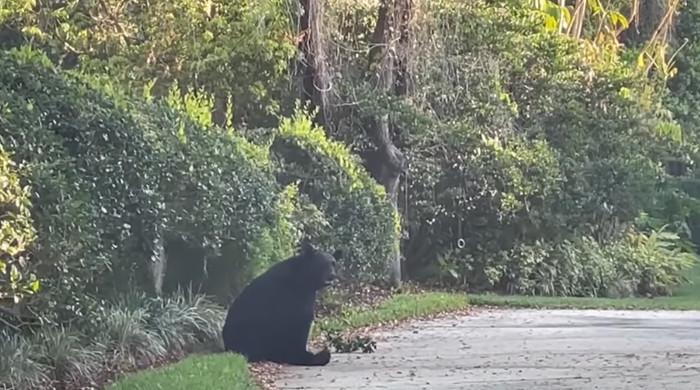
[0,46,291,321]
[0,330,47,389]
[113,92,284,303]
[1,0,298,127]
[271,111,400,281]
[0,144,38,304]
[324,0,686,294]
[470,228,696,298]
[0,291,225,389]
[667,0,700,140]
[0,46,162,320]
[663,0,700,253]
[404,124,562,282]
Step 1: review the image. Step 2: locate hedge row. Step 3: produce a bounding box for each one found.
[0,47,399,325]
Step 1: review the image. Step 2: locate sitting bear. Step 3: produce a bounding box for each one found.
[222,240,340,366]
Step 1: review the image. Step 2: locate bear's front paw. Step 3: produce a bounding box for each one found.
[312,347,331,366]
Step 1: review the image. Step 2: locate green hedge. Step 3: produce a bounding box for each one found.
[271,112,400,281]
[485,228,696,298]
[103,86,290,304]
[0,47,160,320]
[0,47,289,321]
[0,144,38,304]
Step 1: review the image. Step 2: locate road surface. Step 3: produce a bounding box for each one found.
[275,309,700,389]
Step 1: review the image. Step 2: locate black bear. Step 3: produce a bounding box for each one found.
[222,240,340,366]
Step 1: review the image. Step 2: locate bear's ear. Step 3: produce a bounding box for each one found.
[332,249,343,260]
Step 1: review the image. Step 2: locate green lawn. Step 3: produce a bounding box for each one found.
[315,292,469,335]
[106,353,256,390]
[469,264,700,310]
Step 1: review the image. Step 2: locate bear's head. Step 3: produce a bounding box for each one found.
[296,240,342,290]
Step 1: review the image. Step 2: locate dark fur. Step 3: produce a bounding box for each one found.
[222,241,340,366]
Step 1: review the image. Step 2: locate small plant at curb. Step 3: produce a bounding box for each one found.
[324,331,377,354]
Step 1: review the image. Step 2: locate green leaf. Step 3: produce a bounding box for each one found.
[29,278,40,293]
[9,264,20,284]
[608,11,629,29]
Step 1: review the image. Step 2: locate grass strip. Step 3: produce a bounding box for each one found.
[316,292,469,335]
[106,353,256,390]
[468,293,700,310]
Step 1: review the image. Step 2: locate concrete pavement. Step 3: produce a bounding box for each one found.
[275,309,700,389]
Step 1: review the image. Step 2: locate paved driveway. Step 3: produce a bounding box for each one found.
[275,309,700,389]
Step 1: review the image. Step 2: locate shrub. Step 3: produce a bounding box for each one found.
[667,0,700,140]
[0,144,38,304]
[471,227,696,298]
[116,95,283,303]
[0,46,161,321]
[0,330,47,389]
[325,1,681,294]
[103,80,299,302]
[0,291,225,389]
[0,46,296,319]
[404,123,562,282]
[32,327,103,387]
[271,111,400,281]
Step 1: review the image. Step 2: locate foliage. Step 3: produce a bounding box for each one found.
[0,46,162,321]
[404,124,562,282]
[0,329,48,389]
[321,0,692,296]
[0,145,38,304]
[660,0,700,261]
[469,260,700,309]
[325,331,377,353]
[0,46,285,322]
[271,111,400,281]
[0,0,298,127]
[112,88,283,303]
[0,290,225,389]
[669,1,700,97]
[471,227,696,298]
[667,0,700,144]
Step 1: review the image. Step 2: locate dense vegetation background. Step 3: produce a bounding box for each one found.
[2,0,700,388]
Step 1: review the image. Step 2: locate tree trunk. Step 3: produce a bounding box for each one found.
[212,91,228,127]
[395,0,413,95]
[620,0,676,45]
[148,232,166,296]
[366,0,412,287]
[298,0,329,125]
